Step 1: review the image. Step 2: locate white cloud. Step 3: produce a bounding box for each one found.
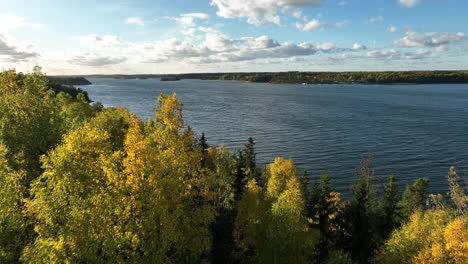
[351,43,367,51]
[67,53,127,66]
[334,20,349,28]
[367,48,430,60]
[338,1,348,6]
[181,28,198,37]
[130,33,366,65]
[295,19,322,31]
[171,13,210,27]
[241,35,280,49]
[368,16,384,23]
[292,11,302,19]
[394,31,464,48]
[387,26,397,33]
[74,34,122,49]
[125,17,144,26]
[399,0,421,8]
[0,33,39,62]
[210,0,322,25]
[182,13,210,19]
[0,14,45,33]
[204,33,233,51]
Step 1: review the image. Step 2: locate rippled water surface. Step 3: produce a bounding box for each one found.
[79,78,468,194]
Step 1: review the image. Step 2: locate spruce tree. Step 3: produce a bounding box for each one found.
[199,132,209,166]
[300,170,310,204]
[234,137,258,201]
[244,137,258,182]
[382,174,400,236]
[339,157,379,264]
[398,178,430,223]
[312,171,341,262]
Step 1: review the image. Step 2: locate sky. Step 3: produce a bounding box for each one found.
[0,0,467,74]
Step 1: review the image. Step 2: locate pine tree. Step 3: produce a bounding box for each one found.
[310,171,342,262]
[199,132,209,166]
[398,178,430,223]
[234,150,246,201]
[382,174,400,236]
[340,157,379,264]
[299,169,310,201]
[234,137,258,201]
[244,137,257,182]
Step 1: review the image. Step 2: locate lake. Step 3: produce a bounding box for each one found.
[78,78,468,195]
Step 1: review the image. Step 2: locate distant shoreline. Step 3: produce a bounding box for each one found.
[63,70,468,85]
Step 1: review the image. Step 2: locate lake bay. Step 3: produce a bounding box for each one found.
[79,78,468,195]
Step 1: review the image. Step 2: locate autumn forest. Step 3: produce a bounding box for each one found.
[0,68,467,264]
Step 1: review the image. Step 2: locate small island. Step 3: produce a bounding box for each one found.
[160,75,181,81]
[48,76,92,86]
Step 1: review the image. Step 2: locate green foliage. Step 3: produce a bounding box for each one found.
[161,70,468,84]
[382,174,400,235]
[234,137,258,201]
[234,158,318,264]
[339,157,381,264]
[21,93,219,263]
[0,144,31,263]
[374,209,455,264]
[447,167,468,217]
[326,251,355,264]
[0,68,98,182]
[307,171,342,261]
[1,67,468,264]
[398,178,430,222]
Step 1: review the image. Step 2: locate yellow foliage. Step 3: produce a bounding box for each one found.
[265,157,297,201]
[375,209,468,264]
[234,179,264,258]
[444,217,468,264]
[413,217,468,264]
[23,94,217,263]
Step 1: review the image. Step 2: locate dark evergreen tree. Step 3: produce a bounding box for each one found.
[343,177,375,264]
[244,137,258,182]
[199,132,209,166]
[339,157,379,264]
[309,171,341,262]
[234,137,258,201]
[234,150,246,201]
[398,178,430,223]
[300,169,310,203]
[382,174,400,236]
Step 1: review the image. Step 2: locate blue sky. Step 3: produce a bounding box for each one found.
[0,0,467,74]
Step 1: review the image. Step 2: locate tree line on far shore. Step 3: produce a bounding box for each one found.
[79,70,468,84]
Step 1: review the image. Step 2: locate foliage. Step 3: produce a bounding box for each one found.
[1,67,468,264]
[447,166,468,217]
[22,94,216,263]
[382,174,400,236]
[307,171,342,261]
[0,144,31,263]
[398,178,430,222]
[234,138,258,201]
[373,209,467,264]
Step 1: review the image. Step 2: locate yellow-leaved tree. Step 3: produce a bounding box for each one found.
[373,209,467,264]
[375,166,468,264]
[23,94,216,263]
[233,179,265,262]
[234,158,318,264]
[0,144,30,263]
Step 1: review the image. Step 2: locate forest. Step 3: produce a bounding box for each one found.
[0,67,467,264]
[81,70,468,84]
[47,76,92,86]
